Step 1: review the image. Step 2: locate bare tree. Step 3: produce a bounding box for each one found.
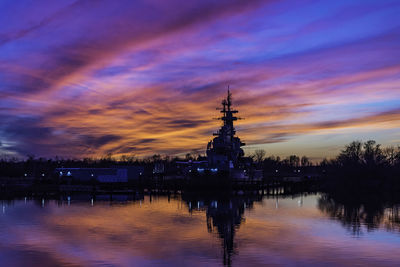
[363,140,385,166]
[383,146,396,166]
[254,149,266,164]
[301,156,311,167]
[337,141,363,166]
[289,155,300,167]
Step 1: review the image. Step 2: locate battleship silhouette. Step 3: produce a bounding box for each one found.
[178,89,253,186]
[206,89,252,179]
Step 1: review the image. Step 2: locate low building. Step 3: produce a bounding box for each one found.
[56,166,144,183]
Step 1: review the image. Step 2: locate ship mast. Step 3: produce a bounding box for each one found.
[215,89,239,143]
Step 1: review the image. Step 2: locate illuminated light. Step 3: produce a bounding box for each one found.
[275,170,278,173]
[197,168,204,172]
[67,171,71,176]
[24,173,27,177]
[91,173,94,177]
[298,170,301,173]
[59,171,63,176]
[298,200,302,207]
[42,173,45,177]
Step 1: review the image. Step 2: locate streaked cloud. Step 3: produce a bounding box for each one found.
[0,0,399,158]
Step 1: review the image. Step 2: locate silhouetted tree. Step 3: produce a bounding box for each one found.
[185,153,193,161]
[337,141,363,167]
[254,149,266,165]
[288,155,300,167]
[383,146,397,166]
[363,140,385,167]
[301,156,311,167]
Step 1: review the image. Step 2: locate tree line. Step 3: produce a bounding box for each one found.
[250,140,400,168]
[1,140,400,178]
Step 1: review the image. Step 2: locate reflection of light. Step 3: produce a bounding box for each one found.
[67,196,71,206]
[211,201,218,208]
[42,198,45,207]
[91,198,94,206]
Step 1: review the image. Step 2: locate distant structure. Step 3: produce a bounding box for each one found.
[206,89,246,172]
[56,166,144,183]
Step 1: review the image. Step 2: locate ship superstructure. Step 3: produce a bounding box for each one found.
[206,90,246,172]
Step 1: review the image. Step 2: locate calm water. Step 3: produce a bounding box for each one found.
[0,193,399,266]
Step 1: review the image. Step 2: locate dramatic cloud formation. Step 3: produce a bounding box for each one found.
[0,0,399,159]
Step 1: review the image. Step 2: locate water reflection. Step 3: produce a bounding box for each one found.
[318,192,400,235]
[1,193,400,266]
[183,193,262,266]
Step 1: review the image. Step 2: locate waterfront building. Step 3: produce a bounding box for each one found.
[56,166,144,183]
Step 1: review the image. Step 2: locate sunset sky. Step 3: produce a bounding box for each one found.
[0,0,399,160]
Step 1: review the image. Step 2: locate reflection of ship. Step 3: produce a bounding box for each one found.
[183,193,262,266]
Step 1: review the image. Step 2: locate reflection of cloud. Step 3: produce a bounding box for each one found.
[2,196,400,266]
[0,199,220,266]
[0,0,399,157]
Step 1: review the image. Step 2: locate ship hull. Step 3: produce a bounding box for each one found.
[185,170,233,191]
